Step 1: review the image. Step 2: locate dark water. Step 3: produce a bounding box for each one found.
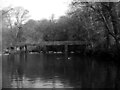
[2,53,120,89]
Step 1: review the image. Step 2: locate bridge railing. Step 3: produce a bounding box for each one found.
[15,41,89,46]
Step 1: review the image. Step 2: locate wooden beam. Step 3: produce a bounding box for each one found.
[15,41,89,47]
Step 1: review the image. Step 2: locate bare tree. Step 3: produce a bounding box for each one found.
[13,7,29,43]
[2,6,29,48]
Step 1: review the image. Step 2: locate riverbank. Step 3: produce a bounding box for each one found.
[2,45,120,63]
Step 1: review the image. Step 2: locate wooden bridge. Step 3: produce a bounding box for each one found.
[7,41,90,53]
[15,41,88,46]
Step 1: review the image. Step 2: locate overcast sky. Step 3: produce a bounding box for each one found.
[1,0,72,20]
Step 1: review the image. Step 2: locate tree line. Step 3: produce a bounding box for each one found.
[1,1,120,56]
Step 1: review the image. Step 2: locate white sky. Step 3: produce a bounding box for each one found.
[1,0,72,20]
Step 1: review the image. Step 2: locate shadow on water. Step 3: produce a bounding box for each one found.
[2,53,120,89]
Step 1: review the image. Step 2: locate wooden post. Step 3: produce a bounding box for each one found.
[65,45,68,60]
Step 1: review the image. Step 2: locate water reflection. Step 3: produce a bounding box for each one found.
[2,53,120,88]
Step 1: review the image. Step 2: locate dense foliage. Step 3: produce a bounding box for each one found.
[1,1,120,55]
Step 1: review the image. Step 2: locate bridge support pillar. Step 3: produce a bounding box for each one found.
[65,45,68,53]
[65,45,68,59]
[20,46,22,51]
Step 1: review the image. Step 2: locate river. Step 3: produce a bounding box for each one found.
[2,53,120,89]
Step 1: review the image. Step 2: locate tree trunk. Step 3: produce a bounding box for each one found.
[109,2,119,50]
